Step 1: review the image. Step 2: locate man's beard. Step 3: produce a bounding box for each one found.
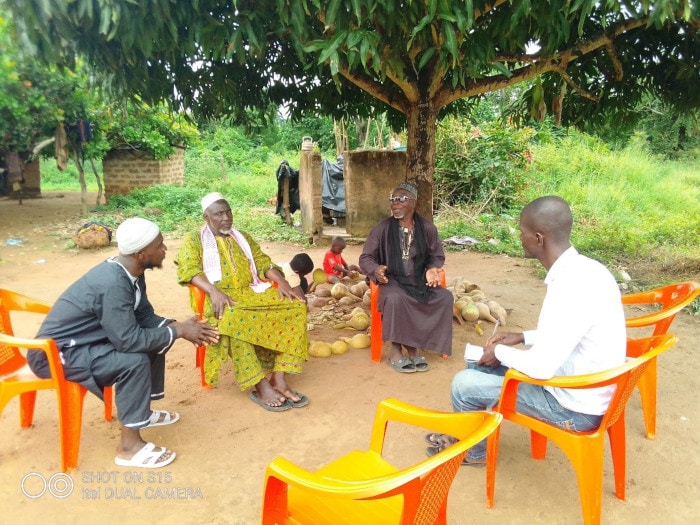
[219,228,232,235]
[144,262,163,270]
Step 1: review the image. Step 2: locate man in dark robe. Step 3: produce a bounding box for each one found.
[27,218,219,468]
[359,182,453,373]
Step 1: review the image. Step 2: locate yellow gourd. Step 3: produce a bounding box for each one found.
[341,333,371,349]
[330,340,349,354]
[308,341,332,357]
[461,303,480,322]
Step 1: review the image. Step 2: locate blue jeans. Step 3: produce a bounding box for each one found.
[451,363,602,462]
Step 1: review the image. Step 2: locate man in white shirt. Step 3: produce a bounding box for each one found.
[427,196,626,465]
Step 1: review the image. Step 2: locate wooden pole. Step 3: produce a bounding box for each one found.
[282,177,292,225]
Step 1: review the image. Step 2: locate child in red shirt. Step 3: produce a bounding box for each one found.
[323,236,362,284]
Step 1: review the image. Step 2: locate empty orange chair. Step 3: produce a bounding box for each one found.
[262,397,502,525]
[369,268,447,363]
[485,334,678,525]
[0,289,113,472]
[622,281,699,438]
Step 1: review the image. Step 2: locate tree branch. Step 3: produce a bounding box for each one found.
[436,15,649,108]
[554,67,599,102]
[337,67,410,113]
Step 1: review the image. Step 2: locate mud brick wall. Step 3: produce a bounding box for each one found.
[21,158,41,197]
[298,150,324,241]
[298,149,408,241]
[103,148,185,201]
[344,150,407,238]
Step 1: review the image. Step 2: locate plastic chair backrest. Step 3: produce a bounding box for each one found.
[622,281,700,335]
[598,336,675,431]
[263,398,502,525]
[621,282,698,439]
[0,289,51,377]
[369,269,447,363]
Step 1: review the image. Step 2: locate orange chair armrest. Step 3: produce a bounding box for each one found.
[0,333,66,382]
[1,290,52,315]
[501,334,678,397]
[499,334,678,394]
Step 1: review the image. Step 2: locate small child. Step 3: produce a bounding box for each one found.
[323,236,362,284]
[288,253,315,295]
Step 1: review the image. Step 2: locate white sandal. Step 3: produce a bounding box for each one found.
[114,442,176,469]
[145,409,180,428]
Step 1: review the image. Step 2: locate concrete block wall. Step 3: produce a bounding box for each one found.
[21,159,41,197]
[299,151,324,240]
[344,150,407,238]
[297,149,408,240]
[103,147,185,201]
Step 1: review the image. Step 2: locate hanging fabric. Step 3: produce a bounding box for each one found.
[55,123,69,171]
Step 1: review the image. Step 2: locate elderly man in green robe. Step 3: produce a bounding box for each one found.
[175,192,309,411]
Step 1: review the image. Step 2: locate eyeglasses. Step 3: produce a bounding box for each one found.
[388,195,414,203]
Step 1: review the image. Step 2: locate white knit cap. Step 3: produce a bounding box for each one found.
[201,192,226,212]
[116,218,160,255]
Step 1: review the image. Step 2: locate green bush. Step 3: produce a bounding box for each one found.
[434,117,535,211]
[92,102,201,160]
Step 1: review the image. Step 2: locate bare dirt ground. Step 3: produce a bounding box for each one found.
[1,192,698,525]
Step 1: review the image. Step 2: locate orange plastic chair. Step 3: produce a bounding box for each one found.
[262,397,502,525]
[369,268,447,363]
[485,334,678,525]
[0,289,113,472]
[188,284,210,388]
[622,281,699,439]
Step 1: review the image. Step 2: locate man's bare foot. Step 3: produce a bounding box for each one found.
[404,344,418,361]
[389,342,406,365]
[269,372,302,404]
[254,378,287,407]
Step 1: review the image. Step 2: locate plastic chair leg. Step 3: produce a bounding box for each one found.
[197,345,212,388]
[570,445,604,525]
[607,417,627,500]
[60,383,89,472]
[370,282,383,363]
[103,386,113,421]
[636,361,658,439]
[485,428,502,509]
[196,344,205,368]
[19,390,37,428]
[530,430,548,459]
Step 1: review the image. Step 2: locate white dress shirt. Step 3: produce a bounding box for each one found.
[495,247,626,415]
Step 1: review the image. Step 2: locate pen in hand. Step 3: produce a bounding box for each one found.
[489,320,500,339]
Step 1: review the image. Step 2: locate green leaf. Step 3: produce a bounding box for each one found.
[417,47,436,70]
[326,0,341,26]
[408,15,433,50]
[350,0,362,22]
[442,22,457,64]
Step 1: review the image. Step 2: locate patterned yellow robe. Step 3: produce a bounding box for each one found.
[175,230,308,388]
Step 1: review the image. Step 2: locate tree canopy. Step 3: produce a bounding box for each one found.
[0,14,88,156]
[6,0,699,213]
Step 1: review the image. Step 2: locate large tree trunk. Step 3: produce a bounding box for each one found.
[405,98,438,220]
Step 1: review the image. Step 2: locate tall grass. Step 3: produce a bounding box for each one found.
[521,132,700,263]
[40,125,699,295]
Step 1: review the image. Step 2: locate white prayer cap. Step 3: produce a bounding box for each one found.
[116,218,160,255]
[201,192,226,212]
